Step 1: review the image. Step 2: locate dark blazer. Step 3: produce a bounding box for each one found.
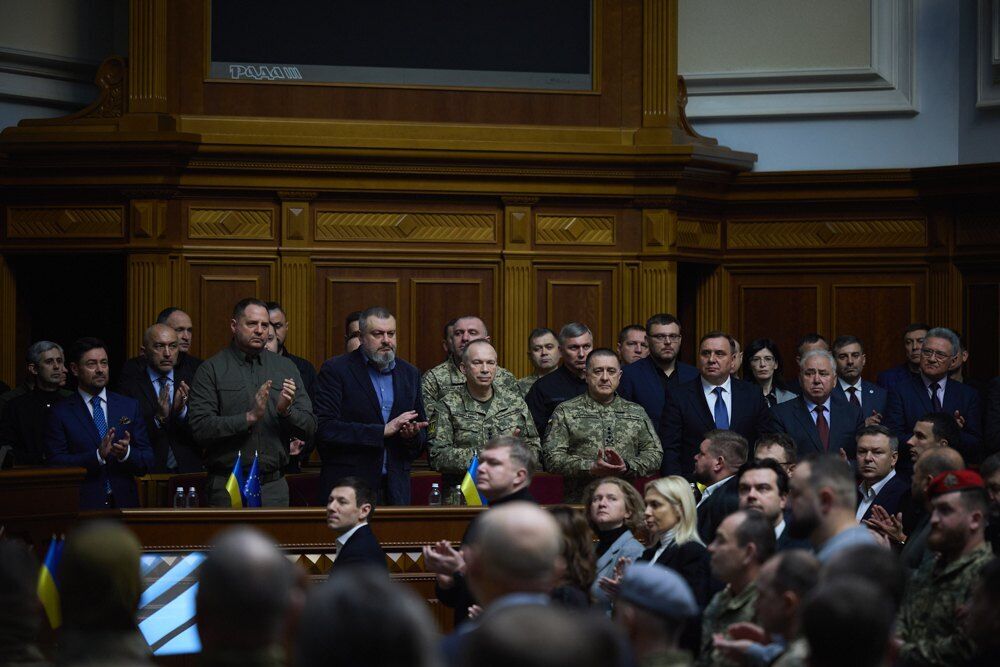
[618,357,699,425]
[282,350,318,400]
[833,380,888,419]
[43,391,154,509]
[640,540,711,608]
[115,357,203,473]
[331,524,386,571]
[772,394,864,460]
[659,377,774,479]
[858,472,910,523]
[876,363,917,392]
[696,476,740,546]
[119,352,202,387]
[313,349,427,505]
[884,375,983,469]
[776,524,812,552]
[985,376,1000,459]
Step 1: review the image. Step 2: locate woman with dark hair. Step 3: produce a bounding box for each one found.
[582,477,646,613]
[548,506,596,609]
[742,338,797,408]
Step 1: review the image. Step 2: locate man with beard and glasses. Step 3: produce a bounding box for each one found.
[314,306,428,505]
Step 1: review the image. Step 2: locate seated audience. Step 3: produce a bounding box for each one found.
[583,477,647,613]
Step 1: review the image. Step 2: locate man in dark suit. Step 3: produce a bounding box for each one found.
[832,335,887,425]
[313,306,428,505]
[43,337,154,509]
[854,425,909,523]
[618,313,699,427]
[118,307,203,389]
[736,458,810,551]
[115,324,202,473]
[772,350,864,460]
[327,476,386,571]
[884,327,983,469]
[694,429,747,545]
[876,322,928,391]
[659,331,773,478]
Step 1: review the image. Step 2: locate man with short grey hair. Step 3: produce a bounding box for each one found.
[772,349,863,460]
[525,322,593,435]
[0,340,72,465]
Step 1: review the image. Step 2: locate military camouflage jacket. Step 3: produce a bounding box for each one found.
[517,373,544,397]
[421,359,519,422]
[697,582,758,667]
[898,542,993,667]
[542,393,662,501]
[427,384,540,473]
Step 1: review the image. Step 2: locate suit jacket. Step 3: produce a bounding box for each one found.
[985,376,1000,459]
[590,530,646,613]
[115,356,203,473]
[884,375,983,470]
[772,393,863,460]
[618,357,699,425]
[697,476,740,546]
[876,363,917,392]
[641,540,711,608]
[857,472,910,523]
[118,352,202,387]
[776,523,812,552]
[43,391,154,509]
[833,379,888,419]
[331,524,387,571]
[313,349,427,505]
[659,377,774,478]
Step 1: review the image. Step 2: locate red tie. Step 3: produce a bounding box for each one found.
[815,405,830,451]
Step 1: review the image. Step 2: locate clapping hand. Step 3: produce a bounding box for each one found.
[246,380,271,425]
[276,378,297,416]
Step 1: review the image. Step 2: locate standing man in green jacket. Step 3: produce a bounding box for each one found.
[189,298,316,507]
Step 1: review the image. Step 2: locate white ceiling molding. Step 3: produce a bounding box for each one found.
[977,0,1000,107]
[682,0,916,119]
[0,46,98,109]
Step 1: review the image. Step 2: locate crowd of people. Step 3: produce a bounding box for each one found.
[2,300,1000,665]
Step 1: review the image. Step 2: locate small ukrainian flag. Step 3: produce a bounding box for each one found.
[460,455,487,507]
[225,451,245,508]
[37,535,64,628]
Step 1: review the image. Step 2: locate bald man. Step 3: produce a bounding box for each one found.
[116,323,203,473]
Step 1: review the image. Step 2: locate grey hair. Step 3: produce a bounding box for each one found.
[27,341,63,366]
[359,306,395,334]
[558,322,591,346]
[924,327,960,356]
[798,349,836,370]
[461,338,496,364]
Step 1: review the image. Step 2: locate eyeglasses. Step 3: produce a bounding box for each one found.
[649,334,682,342]
[920,348,953,361]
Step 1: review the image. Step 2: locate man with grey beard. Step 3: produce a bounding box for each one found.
[314,306,428,505]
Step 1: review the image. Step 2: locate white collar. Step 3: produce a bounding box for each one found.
[921,374,948,391]
[774,518,786,539]
[335,522,367,548]
[860,469,896,498]
[701,376,732,394]
[802,395,832,413]
[702,475,733,500]
[78,386,108,405]
[838,377,862,392]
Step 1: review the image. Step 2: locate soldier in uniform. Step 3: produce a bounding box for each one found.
[897,468,994,666]
[516,327,559,396]
[421,315,519,422]
[429,339,539,485]
[543,348,662,502]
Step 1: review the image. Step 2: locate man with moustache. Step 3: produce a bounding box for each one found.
[43,337,154,508]
[616,324,649,365]
[831,335,887,425]
[314,306,428,505]
[189,298,316,507]
[0,341,72,466]
[898,470,993,666]
[429,339,539,486]
[543,348,661,502]
[517,328,560,396]
[525,322,594,435]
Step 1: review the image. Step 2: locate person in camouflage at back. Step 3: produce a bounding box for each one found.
[421,315,519,422]
[897,469,994,666]
[428,339,539,484]
[543,348,661,502]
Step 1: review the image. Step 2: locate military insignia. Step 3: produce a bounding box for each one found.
[944,473,958,487]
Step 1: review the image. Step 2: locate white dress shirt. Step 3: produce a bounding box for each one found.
[78,387,131,464]
[838,378,864,408]
[856,469,897,522]
[697,474,733,508]
[335,521,368,550]
[701,376,733,425]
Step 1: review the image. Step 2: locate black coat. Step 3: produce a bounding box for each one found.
[331,524,387,571]
[640,540,711,608]
[696,476,740,546]
[857,472,911,523]
[772,394,864,460]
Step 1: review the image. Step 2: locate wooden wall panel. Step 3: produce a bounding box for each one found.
[410,279,487,373]
[736,283,820,383]
[536,267,617,348]
[186,261,275,359]
[320,276,401,362]
[832,284,917,382]
[964,278,1000,383]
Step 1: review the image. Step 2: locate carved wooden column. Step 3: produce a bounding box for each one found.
[0,255,16,386]
[126,253,171,354]
[502,197,536,377]
[696,266,727,341]
[125,0,169,130]
[639,208,679,317]
[279,192,316,362]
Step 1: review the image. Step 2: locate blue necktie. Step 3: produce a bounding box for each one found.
[713,387,729,429]
[91,395,108,438]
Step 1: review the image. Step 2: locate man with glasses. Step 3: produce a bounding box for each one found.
[885,326,983,471]
[543,348,661,502]
[618,313,699,429]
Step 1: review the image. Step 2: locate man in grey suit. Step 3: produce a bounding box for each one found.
[832,335,887,426]
[772,350,863,460]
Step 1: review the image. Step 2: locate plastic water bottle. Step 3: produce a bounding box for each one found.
[455,486,467,506]
[173,486,185,509]
[186,486,198,508]
[428,483,442,506]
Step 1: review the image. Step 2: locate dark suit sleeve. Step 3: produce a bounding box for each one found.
[956,388,983,464]
[658,391,683,476]
[399,366,428,460]
[751,390,775,439]
[883,387,907,442]
[115,401,154,475]
[524,382,548,436]
[673,543,710,608]
[313,360,386,450]
[986,377,1000,457]
[43,407,101,471]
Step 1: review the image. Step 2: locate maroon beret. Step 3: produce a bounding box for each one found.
[927,469,984,500]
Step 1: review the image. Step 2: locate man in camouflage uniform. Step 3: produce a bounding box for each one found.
[543,348,661,502]
[516,327,560,397]
[421,315,519,422]
[429,340,540,485]
[898,468,994,666]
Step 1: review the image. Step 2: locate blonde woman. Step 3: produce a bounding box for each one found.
[582,477,647,613]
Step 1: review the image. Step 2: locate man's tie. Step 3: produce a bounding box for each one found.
[713,387,729,430]
[929,382,942,411]
[814,405,830,451]
[157,376,179,470]
[846,386,860,408]
[91,395,108,438]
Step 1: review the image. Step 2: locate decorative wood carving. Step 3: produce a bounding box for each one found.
[956,215,1000,247]
[503,260,533,377]
[315,212,496,243]
[6,207,124,238]
[643,209,673,249]
[504,205,532,248]
[129,0,168,113]
[127,254,171,353]
[535,215,615,245]
[640,261,678,317]
[131,200,167,240]
[676,219,721,249]
[188,208,274,240]
[727,219,926,249]
[280,256,314,361]
[282,202,310,242]
[642,0,673,126]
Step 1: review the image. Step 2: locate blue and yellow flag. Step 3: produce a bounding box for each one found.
[225,451,245,508]
[460,455,487,506]
[37,535,64,628]
[243,451,262,508]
